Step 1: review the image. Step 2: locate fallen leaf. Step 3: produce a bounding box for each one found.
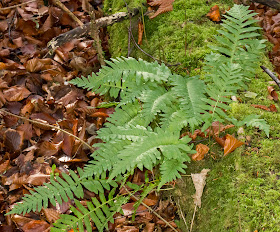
[267,86,278,101]
[42,208,61,223]
[191,169,210,207]
[0,160,10,174]
[214,135,226,147]
[206,5,221,22]
[245,91,258,98]
[138,21,144,45]
[192,144,209,161]
[224,134,244,156]
[269,104,277,112]
[148,0,174,19]
[251,104,271,111]
[4,129,24,152]
[22,220,49,232]
[3,86,31,101]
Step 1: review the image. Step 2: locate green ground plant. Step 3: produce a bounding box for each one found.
[7,5,270,232]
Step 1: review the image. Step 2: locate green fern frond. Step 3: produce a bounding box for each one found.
[140,87,175,123]
[106,101,148,127]
[7,169,118,216]
[159,157,189,189]
[51,189,130,232]
[109,128,194,179]
[70,57,172,99]
[97,124,155,142]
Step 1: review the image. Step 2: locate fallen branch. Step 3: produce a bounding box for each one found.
[47,8,139,54]
[251,0,280,11]
[260,65,280,89]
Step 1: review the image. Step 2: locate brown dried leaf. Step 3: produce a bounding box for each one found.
[37,141,62,157]
[27,173,49,186]
[3,86,31,101]
[251,104,271,111]
[267,86,278,101]
[224,134,244,156]
[148,0,174,19]
[138,21,144,45]
[42,208,61,223]
[269,104,277,112]
[214,135,226,147]
[206,5,221,22]
[192,143,209,161]
[0,160,10,174]
[22,220,49,232]
[4,129,24,152]
[191,169,210,207]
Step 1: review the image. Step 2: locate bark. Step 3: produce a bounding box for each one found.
[47,8,139,54]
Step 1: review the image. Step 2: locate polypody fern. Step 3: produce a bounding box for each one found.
[8,4,269,232]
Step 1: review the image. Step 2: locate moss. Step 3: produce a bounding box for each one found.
[104,0,232,75]
[104,0,280,231]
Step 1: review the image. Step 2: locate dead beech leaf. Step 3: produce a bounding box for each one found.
[42,208,61,223]
[192,143,209,161]
[37,141,62,157]
[3,86,31,101]
[191,169,210,207]
[4,129,24,152]
[22,220,49,232]
[214,135,226,147]
[206,5,221,22]
[0,160,10,174]
[138,21,144,45]
[251,104,271,111]
[224,134,244,156]
[148,0,174,19]
[269,104,277,112]
[27,173,49,186]
[267,86,278,101]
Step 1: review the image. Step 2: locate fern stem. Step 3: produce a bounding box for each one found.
[0,109,95,152]
[123,185,179,232]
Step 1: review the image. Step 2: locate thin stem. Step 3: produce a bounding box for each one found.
[190,204,197,232]
[0,0,37,11]
[0,109,94,152]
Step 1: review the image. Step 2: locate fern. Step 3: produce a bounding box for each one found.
[7,5,270,232]
[51,189,132,232]
[7,169,118,216]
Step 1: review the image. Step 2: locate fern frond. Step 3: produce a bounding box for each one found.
[140,86,175,123]
[159,157,188,189]
[106,101,148,127]
[7,169,117,216]
[167,76,207,131]
[97,124,155,142]
[51,189,130,232]
[109,128,194,179]
[70,57,172,99]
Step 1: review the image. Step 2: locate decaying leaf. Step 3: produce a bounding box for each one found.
[267,86,278,101]
[3,86,31,102]
[147,0,174,19]
[206,5,221,22]
[191,169,210,207]
[224,134,244,156]
[4,129,24,152]
[192,143,210,161]
[138,21,144,45]
[251,104,278,112]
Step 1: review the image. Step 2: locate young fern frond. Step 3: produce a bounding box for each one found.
[51,189,131,232]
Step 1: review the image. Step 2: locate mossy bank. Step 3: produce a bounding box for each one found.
[103,0,280,231]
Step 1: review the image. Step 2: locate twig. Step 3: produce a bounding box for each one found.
[0,109,94,152]
[0,0,37,11]
[177,199,189,232]
[123,185,179,232]
[190,204,197,232]
[89,10,105,66]
[260,65,280,90]
[52,0,83,27]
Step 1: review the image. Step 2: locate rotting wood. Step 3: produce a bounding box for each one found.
[251,0,280,10]
[47,8,139,55]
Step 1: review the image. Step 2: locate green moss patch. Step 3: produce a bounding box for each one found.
[104,0,280,230]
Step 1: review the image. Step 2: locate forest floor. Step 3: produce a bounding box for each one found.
[1,0,280,231]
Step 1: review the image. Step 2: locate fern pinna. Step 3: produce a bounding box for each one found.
[7,4,269,232]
